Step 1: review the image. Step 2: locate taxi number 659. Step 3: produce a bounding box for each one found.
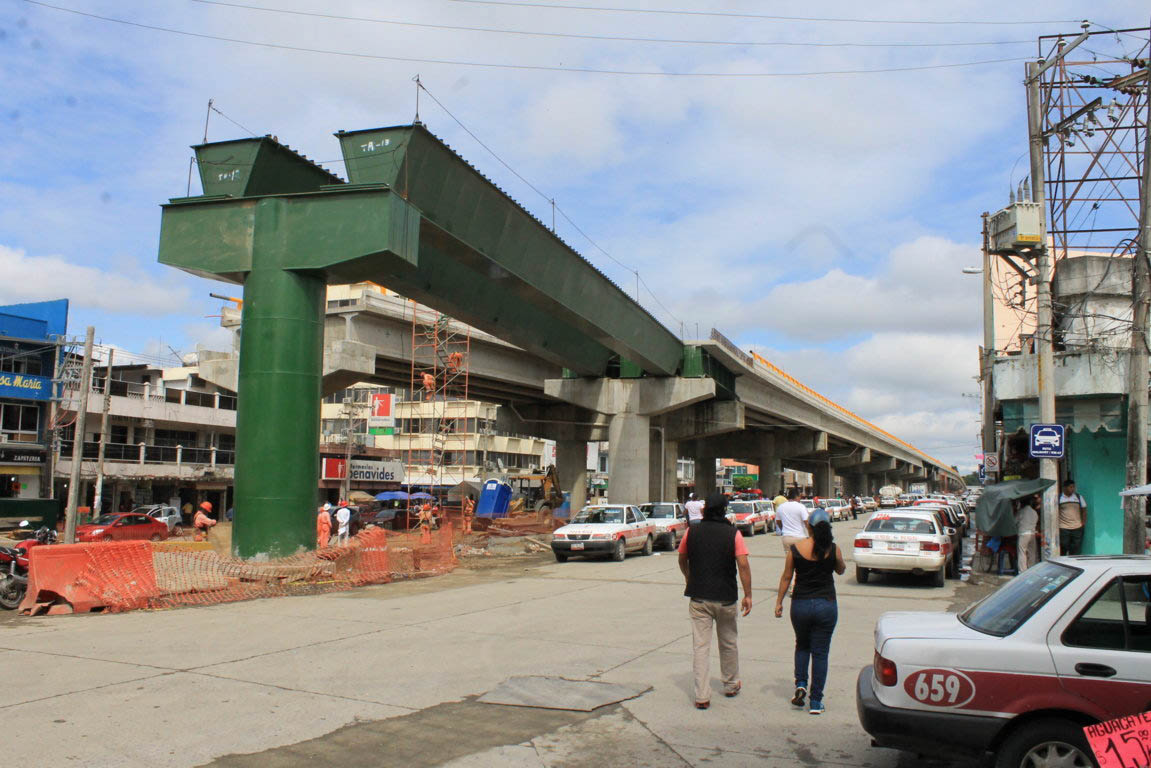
[904,668,976,708]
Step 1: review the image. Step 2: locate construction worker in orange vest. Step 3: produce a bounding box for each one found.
[193,501,217,541]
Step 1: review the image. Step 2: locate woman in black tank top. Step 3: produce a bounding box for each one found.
[773,509,845,715]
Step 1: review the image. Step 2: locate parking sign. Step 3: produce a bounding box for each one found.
[1029,423,1065,459]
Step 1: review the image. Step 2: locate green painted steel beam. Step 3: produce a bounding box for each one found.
[335,125,684,375]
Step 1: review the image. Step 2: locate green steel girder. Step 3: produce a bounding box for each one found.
[334,124,683,376]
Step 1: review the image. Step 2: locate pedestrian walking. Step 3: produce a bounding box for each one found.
[684,493,704,526]
[334,502,351,545]
[193,501,217,542]
[1015,495,1039,571]
[316,502,332,547]
[677,492,753,710]
[774,508,845,715]
[775,489,810,552]
[1057,479,1087,555]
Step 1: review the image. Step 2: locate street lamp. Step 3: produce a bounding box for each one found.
[965,216,996,490]
[961,267,982,275]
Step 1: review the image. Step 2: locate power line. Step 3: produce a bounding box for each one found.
[445,0,1080,26]
[23,1,1031,78]
[191,0,1033,49]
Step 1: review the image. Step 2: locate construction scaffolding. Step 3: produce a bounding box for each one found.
[404,300,471,512]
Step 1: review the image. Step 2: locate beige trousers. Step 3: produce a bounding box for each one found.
[782,535,808,552]
[1017,531,1036,571]
[690,599,739,702]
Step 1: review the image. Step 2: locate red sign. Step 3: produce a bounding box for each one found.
[1085,712,1151,768]
[369,393,394,428]
[322,458,347,480]
[903,668,976,708]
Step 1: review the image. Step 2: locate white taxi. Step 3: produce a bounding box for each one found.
[550,505,655,563]
[858,556,1151,768]
[755,500,776,531]
[853,511,956,587]
[639,502,687,551]
[820,497,850,521]
[726,500,768,536]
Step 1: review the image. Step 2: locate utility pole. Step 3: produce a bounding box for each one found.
[63,327,94,545]
[1124,80,1151,554]
[1026,60,1060,560]
[980,213,997,482]
[92,348,114,520]
[341,396,354,502]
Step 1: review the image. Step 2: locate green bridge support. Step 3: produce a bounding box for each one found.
[158,129,688,558]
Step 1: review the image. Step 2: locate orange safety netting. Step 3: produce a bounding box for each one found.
[20,525,457,616]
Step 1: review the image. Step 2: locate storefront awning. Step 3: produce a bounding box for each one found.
[1001,396,1125,434]
[1,465,41,476]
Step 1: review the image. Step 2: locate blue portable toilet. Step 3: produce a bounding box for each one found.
[476,479,512,519]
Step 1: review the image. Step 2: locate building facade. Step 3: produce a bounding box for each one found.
[0,300,67,500]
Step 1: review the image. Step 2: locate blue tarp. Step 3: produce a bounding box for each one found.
[375,491,409,501]
[409,492,435,501]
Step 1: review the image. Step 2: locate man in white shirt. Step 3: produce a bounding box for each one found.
[1057,480,1087,555]
[685,493,704,526]
[335,502,352,545]
[1015,495,1039,571]
[775,489,811,551]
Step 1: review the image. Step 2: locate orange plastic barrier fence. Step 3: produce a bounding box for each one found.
[20,524,457,616]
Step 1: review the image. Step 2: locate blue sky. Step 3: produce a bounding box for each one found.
[1,0,1145,472]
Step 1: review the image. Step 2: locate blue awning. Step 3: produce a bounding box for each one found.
[375,491,409,501]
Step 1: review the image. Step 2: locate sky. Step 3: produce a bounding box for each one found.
[1,0,1146,474]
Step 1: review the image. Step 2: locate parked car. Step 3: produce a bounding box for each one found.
[820,498,850,522]
[861,496,879,513]
[897,493,924,507]
[853,511,956,587]
[551,505,654,562]
[133,505,182,535]
[76,513,170,543]
[857,556,1151,768]
[755,500,776,529]
[879,495,898,508]
[639,502,687,550]
[726,500,767,536]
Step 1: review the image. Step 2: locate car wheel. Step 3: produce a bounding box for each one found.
[931,565,946,588]
[856,566,870,584]
[993,718,1095,768]
[150,534,163,542]
[172,525,182,537]
[554,551,568,563]
[947,554,960,579]
[612,538,626,562]
[102,535,113,542]
[641,536,653,556]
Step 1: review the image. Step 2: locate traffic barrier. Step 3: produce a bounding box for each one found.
[19,524,457,616]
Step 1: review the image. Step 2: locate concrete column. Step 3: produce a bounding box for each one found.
[695,453,717,499]
[555,439,588,514]
[758,456,782,497]
[814,463,832,498]
[607,413,651,505]
[854,471,867,496]
[647,429,678,502]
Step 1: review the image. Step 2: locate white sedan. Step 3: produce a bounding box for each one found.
[726,500,768,536]
[551,505,655,562]
[858,556,1151,768]
[853,511,956,587]
[639,502,687,550]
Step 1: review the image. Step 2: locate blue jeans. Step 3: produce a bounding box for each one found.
[790,598,838,702]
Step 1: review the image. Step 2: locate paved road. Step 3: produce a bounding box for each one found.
[0,516,987,767]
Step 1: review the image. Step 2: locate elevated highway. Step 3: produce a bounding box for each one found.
[160,125,959,556]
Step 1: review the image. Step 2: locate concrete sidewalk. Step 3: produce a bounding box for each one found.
[0,521,977,767]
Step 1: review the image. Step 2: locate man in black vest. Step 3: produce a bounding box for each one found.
[678,492,753,709]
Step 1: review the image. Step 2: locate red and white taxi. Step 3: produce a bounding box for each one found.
[550,505,655,563]
[639,502,687,551]
[858,556,1151,768]
[726,500,769,536]
[853,511,955,587]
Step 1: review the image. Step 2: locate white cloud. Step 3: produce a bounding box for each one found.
[0,244,191,315]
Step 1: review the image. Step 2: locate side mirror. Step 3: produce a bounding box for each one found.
[945,527,957,537]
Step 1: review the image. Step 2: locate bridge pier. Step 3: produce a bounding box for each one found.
[813,463,833,498]
[758,456,782,498]
[555,440,589,515]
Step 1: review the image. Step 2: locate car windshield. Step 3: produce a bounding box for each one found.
[92,514,121,525]
[641,504,676,518]
[959,561,1080,637]
[729,502,755,514]
[801,500,814,508]
[573,508,625,525]
[864,516,937,535]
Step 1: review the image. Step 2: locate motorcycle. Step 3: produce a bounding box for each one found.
[0,521,58,610]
